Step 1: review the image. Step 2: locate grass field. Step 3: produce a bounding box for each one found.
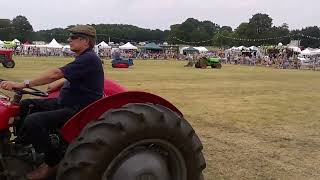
[1,57,320,179]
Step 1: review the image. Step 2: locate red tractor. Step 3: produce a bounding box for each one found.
[0,79,206,180]
[0,49,15,68]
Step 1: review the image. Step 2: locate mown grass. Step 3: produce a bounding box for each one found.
[1,56,320,179]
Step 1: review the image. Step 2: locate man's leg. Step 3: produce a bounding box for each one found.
[17,98,59,133]
[23,106,79,164]
[23,106,80,179]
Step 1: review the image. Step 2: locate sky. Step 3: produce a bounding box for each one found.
[1,0,319,31]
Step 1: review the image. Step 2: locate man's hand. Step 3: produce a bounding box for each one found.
[0,81,25,91]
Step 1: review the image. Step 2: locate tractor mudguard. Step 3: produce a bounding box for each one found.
[60,91,183,142]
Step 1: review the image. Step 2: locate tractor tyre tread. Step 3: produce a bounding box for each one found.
[57,103,205,180]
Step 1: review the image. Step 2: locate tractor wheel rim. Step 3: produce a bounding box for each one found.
[102,139,187,180]
[6,61,13,67]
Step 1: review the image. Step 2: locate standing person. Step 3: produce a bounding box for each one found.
[0,25,104,180]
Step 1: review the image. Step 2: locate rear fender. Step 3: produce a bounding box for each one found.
[60,91,183,142]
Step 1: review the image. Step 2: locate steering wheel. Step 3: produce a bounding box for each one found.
[14,87,49,97]
[0,79,48,97]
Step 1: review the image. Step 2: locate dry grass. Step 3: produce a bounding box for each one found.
[1,57,320,180]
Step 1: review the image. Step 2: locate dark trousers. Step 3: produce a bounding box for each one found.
[19,98,80,166]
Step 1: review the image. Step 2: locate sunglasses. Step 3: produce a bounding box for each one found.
[69,35,81,40]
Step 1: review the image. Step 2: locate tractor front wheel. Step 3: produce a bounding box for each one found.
[2,61,15,68]
[57,103,206,180]
[211,63,222,69]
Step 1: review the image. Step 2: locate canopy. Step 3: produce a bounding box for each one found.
[237,46,247,50]
[63,45,70,49]
[144,42,162,50]
[287,46,301,53]
[98,41,111,49]
[183,47,199,54]
[3,41,16,49]
[314,49,320,55]
[13,39,20,43]
[46,39,62,48]
[301,49,312,55]
[249,46,258,51]
[119,42,137,50]
[194,47,208,52]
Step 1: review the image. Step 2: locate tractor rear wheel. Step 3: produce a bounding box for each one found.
[2,61,15,68]
[57,103,206,180]
[211,63,222,69]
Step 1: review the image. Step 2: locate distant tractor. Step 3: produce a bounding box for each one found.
[0,49,15,68]
[195,56,222,69]
[111,58,134,68]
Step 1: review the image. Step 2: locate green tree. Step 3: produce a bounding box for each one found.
[213,26,234,47]
[167,18,220,45]
[11,15,33,42]
[249,13,273,34]
[0,19,12,40]
[299,26,320,48]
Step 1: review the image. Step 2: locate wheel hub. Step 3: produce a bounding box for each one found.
[108,150,170,180]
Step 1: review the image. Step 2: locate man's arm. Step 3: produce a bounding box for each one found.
[47,79,66,93]
[0,68,64,90]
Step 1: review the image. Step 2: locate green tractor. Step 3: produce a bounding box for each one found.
[195,56,222,69]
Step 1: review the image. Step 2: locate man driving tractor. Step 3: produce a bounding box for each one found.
[0,25,104,180]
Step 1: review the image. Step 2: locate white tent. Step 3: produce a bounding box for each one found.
[180,47,189,54]
[301,49,312,56]
[288,46,301,53]
[0,40,4,48]
[249,46,258,51]
[314,49,320,55]
[237,46,247,50]
[119,42,137,50]
[13,39,20,44]
[98,41,111,49]
[194,47,208,52]
[62,45,70,50]
[46,39,62,48]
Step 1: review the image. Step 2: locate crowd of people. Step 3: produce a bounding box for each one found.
[6,43,320,71]
[223,48,320,70]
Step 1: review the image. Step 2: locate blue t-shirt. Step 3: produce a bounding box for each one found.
[58,49,104,108]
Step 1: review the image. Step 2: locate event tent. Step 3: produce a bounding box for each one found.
[249,46,259,51]
[143,42,162,51]
[315,49,320,55]
[194,47,208,52]
[3,41,16,49]
[98,41,111,49]
[46,39,62,48]
[182,47,199,54]
[301,49,312,56]
[119,42,138,50]
[0,40,4,48]
[13,39,20,45]
[237,46,246,50]
[287,46,301,53]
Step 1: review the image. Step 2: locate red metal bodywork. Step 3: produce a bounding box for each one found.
[112,63,129,68]
[0,49,14,61]
[0,79,183,143]
[0,98,20,129]
[60,91,183,142]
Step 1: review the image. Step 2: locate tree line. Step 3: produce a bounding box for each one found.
[1,14,320,48]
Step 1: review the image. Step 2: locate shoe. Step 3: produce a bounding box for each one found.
[26,163,58,180]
